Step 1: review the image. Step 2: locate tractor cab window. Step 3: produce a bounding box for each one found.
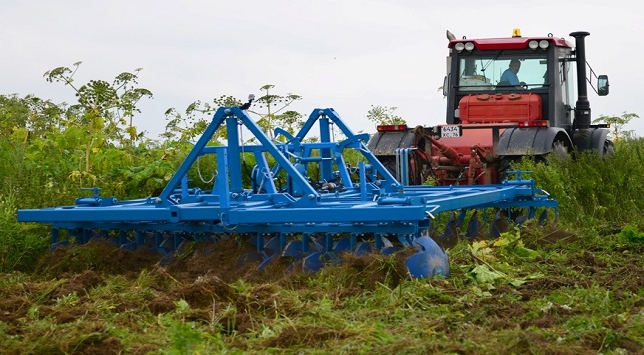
[458,56,548,91]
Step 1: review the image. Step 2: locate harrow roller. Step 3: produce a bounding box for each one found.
[17,105,557,278]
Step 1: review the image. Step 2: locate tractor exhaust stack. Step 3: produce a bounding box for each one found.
[570,31,591,131]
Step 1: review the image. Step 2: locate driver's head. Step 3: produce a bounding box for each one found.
[509,59,521,73]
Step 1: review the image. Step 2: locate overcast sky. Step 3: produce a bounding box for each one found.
[1,0,642,139]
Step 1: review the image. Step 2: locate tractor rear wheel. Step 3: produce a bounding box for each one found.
[603,139,615,156]
[551,140,570,160]
[497,156,520,182]
[376,156,398,180]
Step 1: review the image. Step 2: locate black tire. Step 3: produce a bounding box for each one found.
[497,156,520,182]
[603,139,615,156]
[551,140,570,160]
[375,156,398,180]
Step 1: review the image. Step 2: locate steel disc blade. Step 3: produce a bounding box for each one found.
[258,254,279,271]
[308,236,324,252]
[155,246,171,257]
[263,237,282,256]
[333,237,352,251]
[405,237,449,278]
[405,251,449,278]
[302,251,341,272]
[120,241,138,251]
[237,251,265,267]
[302,252,326,272]
[158,235,176,251]
[354,242,373,256]
[283,240,305,258]
[413,236,441,252]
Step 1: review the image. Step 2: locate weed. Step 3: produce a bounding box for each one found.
[618,225,644,245]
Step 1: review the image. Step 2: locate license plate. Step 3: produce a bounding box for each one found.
[440,126,462,138]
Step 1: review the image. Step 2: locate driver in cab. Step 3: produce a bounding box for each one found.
[500,59,526,88]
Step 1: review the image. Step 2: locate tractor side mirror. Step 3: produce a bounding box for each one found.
[442,75,450,97]
[597,75,609,96]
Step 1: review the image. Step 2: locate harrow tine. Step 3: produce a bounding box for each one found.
[155,231,167,252]
[120,242,136,251]
[538,209,549,226]
[457,209,467,227]
[302,252,326,272]
[49,229,68,251]
[76,228,87,244]
[378,235,394,249]
[465,210,480,240]
[527,206,537,219]
[490,210,509,238]
[120,231,142,251]
[134,231,145,248]
[321,234,335,252]
[158,233,177,255]
[439,212,459,248]
[514,213,527,226]
[119,230,129,246]
[397,235,414,247]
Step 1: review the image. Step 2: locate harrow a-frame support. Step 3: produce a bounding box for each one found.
[18,106,557,278]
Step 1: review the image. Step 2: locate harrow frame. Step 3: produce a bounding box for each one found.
[17,106,558,278]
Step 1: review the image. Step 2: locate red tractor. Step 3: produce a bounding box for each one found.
[367,29,612,185]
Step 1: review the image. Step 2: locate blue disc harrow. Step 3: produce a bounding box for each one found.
[17,106,557,278]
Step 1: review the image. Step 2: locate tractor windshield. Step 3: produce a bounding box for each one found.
[458,55,548,91]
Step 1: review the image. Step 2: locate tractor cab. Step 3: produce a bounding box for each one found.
[444,29,609,129]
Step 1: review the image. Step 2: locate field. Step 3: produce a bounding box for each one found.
[2,141,644,354]
[1,85,644,353]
